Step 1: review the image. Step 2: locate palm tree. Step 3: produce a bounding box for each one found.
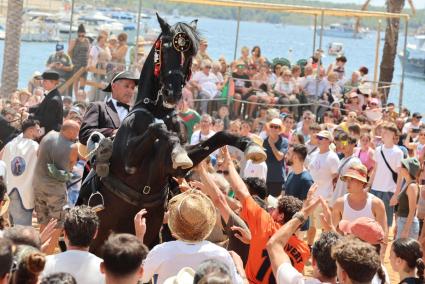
[0,0,24,99]
[379,0,415,101]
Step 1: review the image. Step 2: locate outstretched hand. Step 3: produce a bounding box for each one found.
[231,226,252,245]
[40,218,58,253]
[172,177,191,193]
[319,198,335,232]
[134,208,147,243]
[301,183,320,217]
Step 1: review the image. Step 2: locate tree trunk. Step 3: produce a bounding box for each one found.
[0,0,24,99]
[379,0,405,102]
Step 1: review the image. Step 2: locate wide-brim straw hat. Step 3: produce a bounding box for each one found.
[340,163,368,184]
[168,189,216,242]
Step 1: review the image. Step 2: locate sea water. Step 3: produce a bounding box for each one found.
[0,15,424,112]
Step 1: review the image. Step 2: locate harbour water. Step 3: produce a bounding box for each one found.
[0,15,424,112]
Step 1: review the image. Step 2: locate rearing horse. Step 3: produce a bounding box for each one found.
[86,15,266,255]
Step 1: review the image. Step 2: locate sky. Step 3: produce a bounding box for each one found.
[314,0,425,9]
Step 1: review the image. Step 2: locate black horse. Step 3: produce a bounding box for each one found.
[85,15,266,254]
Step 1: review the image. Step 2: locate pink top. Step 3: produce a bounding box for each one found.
[356,148,374,172]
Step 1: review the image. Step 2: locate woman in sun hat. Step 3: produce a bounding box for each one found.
[395,157,421,240]
[141,189,244,284]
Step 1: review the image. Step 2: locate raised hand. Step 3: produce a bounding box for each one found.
[231,225,252,245]
[134,208,147,243]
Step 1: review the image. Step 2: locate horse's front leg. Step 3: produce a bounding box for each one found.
[125,123,193,174]
[183,131,266,171]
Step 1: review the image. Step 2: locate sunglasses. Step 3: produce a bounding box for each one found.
[270,125,281,130]
[317,136,328,141]
[217,170,229,175]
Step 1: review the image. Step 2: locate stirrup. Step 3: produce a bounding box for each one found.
[88,192,105,212]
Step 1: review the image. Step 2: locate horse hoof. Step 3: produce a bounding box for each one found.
[125,166,137,175]
[172,152,193,170]
[245,144,267,164]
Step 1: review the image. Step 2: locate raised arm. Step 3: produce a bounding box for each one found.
[222,146,251,200]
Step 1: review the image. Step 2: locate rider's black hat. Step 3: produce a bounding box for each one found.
[103,71,139,92]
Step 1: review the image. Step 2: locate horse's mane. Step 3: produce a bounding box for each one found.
[171,22,201,56]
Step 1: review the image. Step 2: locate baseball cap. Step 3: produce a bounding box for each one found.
[316,130,333,141]
[339,217,384,245]
[103,71,139,92]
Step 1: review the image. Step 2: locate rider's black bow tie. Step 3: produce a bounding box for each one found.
[116,101,130,111]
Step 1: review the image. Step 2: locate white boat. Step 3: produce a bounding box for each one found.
[321,23,368,39]
[79,12,124,34]
[398,35,425,79]
[328,42,344,56]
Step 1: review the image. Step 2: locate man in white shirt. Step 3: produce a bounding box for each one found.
[100,233,148,284]
[369,123,403,228]
[2,119,41,226]
[141,190,243,284]
[308,130,340,246]
[330,132,361,206]
[190,114,216,145]
[42,206,104,284]
[192,59,221,114]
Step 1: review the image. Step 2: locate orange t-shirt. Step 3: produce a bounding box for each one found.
[241,196,310,284]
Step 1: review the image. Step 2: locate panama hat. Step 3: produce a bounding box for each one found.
[168,189,216,242]
[340,163,368,184]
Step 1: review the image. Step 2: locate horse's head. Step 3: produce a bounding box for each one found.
[154,14,200,108]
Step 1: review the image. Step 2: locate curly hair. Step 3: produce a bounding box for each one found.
[64,206,99,247]
[277,195,302,224]
[332,236,380,283]
[312,232,341,279]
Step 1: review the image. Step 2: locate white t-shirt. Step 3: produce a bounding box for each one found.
[277,262,323,284]
[371,145,403,193]
[192,71,219,98]
[141,240,243,284]
[243,160,267,181]
[190,130,215,145]
[2,135,39,209]
[308,150,340,202]
[42,250,104,284]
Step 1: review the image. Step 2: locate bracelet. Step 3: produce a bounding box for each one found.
[292,212,306,224]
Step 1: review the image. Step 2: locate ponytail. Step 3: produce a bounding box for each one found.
[376,266,387,284]
[417,258,425,284]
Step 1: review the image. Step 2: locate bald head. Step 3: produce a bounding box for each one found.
[61,120,80,141]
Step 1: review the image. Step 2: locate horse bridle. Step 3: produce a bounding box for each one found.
[145,32,192,107]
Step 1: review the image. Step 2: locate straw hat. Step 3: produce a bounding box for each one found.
[164,267,195,284]
[316,130,334,142]
[168,189,216,242]
[340,163,368,184]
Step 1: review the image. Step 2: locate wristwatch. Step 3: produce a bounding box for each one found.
[292,212,306,224]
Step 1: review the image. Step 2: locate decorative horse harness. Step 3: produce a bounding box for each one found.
[144,32,193,107]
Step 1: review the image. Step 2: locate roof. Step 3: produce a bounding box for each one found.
[168,0,409,19]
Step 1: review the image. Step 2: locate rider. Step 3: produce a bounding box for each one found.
[77,71,139,209]
[79,70,139,145]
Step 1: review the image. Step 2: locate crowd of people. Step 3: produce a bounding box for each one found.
[1,25,425,284]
